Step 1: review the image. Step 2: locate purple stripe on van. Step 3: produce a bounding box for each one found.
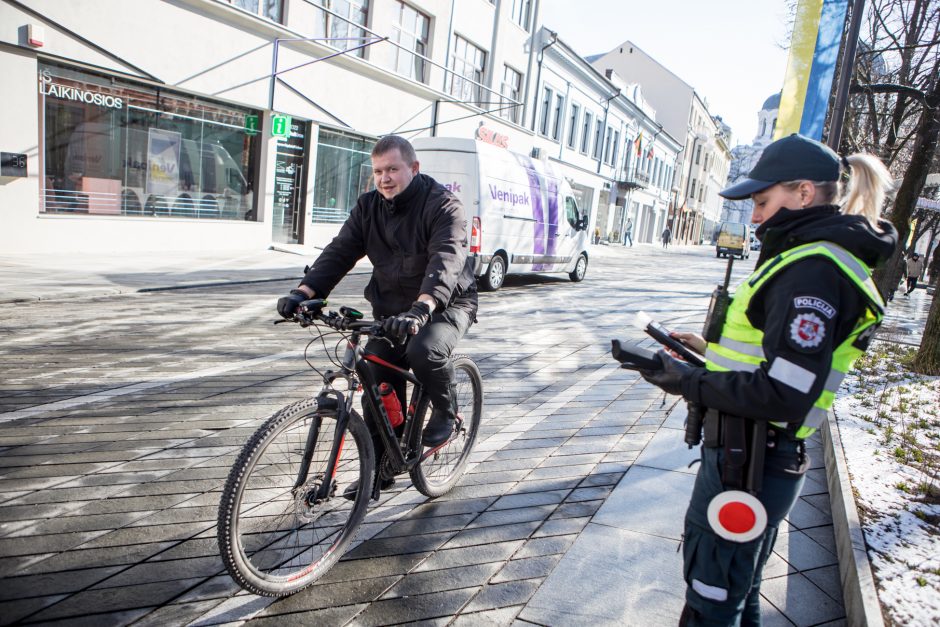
[513,154,546,270]
[546,177,558,260]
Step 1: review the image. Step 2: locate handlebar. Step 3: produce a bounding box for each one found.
[278,298,387,336]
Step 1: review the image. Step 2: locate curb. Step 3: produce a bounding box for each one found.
[822,412,885,627]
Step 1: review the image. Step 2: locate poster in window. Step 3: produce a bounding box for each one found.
[146,128,181,196]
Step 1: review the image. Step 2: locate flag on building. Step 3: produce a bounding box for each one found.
[647,143,654,160]
[776,0,849,140]
[635,132,643,156]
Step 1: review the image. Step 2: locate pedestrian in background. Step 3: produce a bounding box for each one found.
[624,218,634,247]
[639,134,896,626]
[661,226,672,248]
[904,252,924,295]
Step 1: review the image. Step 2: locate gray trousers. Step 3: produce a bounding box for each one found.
[681,442,805,626]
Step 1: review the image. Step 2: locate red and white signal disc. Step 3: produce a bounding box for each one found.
[706,491,768,542]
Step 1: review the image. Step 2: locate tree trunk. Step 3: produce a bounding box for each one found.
[906,76,940,373]
[874,74,940,301]
[912,291,940,374]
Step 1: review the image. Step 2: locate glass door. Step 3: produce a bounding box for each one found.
[273,119,310,244]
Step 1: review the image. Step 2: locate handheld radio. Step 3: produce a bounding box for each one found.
[702,257,734,343]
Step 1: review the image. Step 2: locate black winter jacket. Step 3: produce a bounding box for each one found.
[301,173,477,317]
[681,205,897,424]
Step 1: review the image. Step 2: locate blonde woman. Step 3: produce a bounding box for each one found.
[640,134,896,626]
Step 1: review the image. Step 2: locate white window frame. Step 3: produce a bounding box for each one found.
[580,111,593,155]
[449,35,487,107]
[228,0,283,22]
[499,65,523,124]
[510,0,532,30]
[390,1,430,83]
[313,0,370,58]
[567,103,580,149]
[551,93,565,141]
[538,86,553,136]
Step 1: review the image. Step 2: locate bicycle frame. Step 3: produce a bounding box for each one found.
[298,323,432,502]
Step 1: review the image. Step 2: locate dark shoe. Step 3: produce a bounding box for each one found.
[342,477,394,501]
[422,408,456,447]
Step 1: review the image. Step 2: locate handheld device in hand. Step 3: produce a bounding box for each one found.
[634,312,706,367]
[610,340,663,371]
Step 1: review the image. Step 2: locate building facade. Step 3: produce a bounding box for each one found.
[721,92,779,226]
[529,31,680,246]
[1,0,547,254]
[588,40,731,245]
[0,0,688,256]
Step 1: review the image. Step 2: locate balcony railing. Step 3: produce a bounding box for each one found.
[617,169,650,190]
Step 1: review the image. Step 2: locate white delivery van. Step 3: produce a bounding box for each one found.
[413,137,590,290]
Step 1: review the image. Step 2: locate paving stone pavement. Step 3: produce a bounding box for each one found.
[0,242,911,626]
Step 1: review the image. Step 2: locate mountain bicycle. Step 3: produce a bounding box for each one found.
[217,299,483,597]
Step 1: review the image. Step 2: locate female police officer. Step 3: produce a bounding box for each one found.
[640,134,897,626]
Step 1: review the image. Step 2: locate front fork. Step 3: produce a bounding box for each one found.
[292,381,351,503]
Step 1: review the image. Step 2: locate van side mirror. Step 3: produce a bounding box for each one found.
[577,216,588,231]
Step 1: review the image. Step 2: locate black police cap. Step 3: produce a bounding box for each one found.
[720,134,842,200]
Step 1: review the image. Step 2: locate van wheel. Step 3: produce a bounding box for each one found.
[482,254,506,291]
[569,254,588,282]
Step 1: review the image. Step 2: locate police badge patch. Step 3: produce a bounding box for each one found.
[789,312,826,349]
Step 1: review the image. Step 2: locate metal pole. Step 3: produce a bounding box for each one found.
[827,0,866,150]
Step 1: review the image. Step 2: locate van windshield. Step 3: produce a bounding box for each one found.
[721,223,745,237]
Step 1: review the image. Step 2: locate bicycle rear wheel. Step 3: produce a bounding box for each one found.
[410,355,483,497]
[217,398,374,597]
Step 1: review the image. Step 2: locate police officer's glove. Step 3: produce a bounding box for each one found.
[277,289,310,319]
[639,350,695,397]
[383,301,432,341]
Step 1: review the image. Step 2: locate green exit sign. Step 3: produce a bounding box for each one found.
[271,114,292,139]
[244,114,260,135]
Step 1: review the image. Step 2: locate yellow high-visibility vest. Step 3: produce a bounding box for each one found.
[705,242,884,439]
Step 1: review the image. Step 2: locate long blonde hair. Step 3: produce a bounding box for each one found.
[790,154,894,228]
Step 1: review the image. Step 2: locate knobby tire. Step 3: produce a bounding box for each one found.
[217,398,374,597]
[410,355,484,497]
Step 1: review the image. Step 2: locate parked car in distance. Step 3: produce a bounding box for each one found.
[716,221,751,259]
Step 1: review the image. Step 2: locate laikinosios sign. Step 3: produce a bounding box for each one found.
[38,69,123,109]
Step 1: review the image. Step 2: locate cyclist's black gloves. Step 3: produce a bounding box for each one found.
[277,289,310,319]
[383,300,432,340]
[639,351,694,396]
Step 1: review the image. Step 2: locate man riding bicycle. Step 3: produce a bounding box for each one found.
[277,135,478,496]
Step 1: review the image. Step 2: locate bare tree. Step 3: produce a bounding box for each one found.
[836,0,940,373]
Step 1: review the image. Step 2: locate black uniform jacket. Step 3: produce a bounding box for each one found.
[301,173,477,318]
[681,205,897,424]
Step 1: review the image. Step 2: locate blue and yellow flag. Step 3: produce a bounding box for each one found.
[776,0,849,140]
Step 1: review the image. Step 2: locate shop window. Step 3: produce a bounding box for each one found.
[312,128,374,223]
[39,63,260,220]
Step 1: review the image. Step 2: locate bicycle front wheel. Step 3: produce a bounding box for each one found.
[410,355,483,497]
[217,398,374,597]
